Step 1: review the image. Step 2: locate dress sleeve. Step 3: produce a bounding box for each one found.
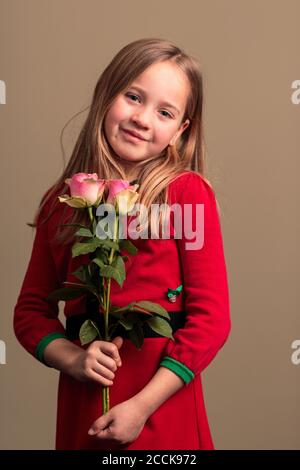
[13,198,67,366]
[159,173,231,384]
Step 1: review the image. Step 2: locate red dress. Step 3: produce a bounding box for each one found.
[14,171,231,450]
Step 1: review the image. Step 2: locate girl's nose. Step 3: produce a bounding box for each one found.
[131,110,151,129]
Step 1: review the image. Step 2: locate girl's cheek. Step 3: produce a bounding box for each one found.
[116,104,131,121]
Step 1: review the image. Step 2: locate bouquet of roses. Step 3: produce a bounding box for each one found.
[46,173,173,412]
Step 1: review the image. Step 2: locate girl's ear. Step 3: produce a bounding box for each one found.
[169,118,190,146]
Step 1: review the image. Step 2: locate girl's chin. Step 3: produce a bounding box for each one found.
[116,153,147,163]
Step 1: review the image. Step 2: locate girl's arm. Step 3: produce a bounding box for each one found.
[131,172,231,416]
[157,172,231,385]
[15,217,122,386]
[43,337,123,386]
[131,366,184,418]
[46,340,183,416]
[88,365,184,440]
[14,194,68,363]
[13,193,121,385]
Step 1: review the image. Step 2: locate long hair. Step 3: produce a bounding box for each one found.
[31,37,210,244]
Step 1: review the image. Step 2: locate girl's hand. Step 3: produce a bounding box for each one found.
[69,336,123,386]
[87,398,148,445]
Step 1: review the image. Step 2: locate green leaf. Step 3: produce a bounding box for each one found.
[111,301,169,319]
[119,239,138,255]
[75,227,93,238]
[93,248,103,262]
[108,310,123,321]
[100,256,126,287]
[63,280,99,297]
[79,319,100,346]
[62,281,87,287]
[88,261,101,281]
[110,302,150,315]
[110,302,136,314]
[112,256,126,285]
[96,238,120,251]
[90,320,101,339]
[133,301,170,320]
[100,265,122,287]
[118,316,135,331]
[127,306,154,316]
[72,240,97,257]
[71,266,87,283]
[95,247,109,264]
[72,238,120,258]
[71,265,96,288]
[146,316,174,340]
[46,286,89,301]
[128,322,144,350]
[92,258,105,269]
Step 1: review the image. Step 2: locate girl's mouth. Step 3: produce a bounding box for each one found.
[121,128,147,142]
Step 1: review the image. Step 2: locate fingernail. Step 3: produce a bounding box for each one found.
[88,428,95,435]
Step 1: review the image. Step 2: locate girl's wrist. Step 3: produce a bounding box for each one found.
[130,394,155,420]
[43,338,83,375]
[130,366,185,420]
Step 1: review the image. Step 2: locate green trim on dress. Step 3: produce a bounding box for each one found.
[35,332,67,366]
[160,356,195,384]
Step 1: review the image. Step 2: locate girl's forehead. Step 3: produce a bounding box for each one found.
[134,61,187,86]
[127,62,190,104]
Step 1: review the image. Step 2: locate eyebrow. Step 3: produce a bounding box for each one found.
[128,85,180,115]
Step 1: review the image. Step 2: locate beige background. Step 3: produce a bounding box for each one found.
[0,0,299,449]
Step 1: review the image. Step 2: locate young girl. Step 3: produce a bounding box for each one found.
[14,37,231,450]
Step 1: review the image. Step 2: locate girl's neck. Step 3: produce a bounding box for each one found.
[120,163,141,183]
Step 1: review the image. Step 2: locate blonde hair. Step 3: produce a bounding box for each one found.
[31,37,212,244]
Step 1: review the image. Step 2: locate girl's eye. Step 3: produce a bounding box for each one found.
[125,92,173,119]
[160,110,172,119]
[125,93,140,102]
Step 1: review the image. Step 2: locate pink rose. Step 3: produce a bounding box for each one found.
[106,179,139,215]
[59,173,106,208]
[106,180,132,203]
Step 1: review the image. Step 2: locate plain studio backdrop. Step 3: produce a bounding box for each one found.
[0,0,299,449]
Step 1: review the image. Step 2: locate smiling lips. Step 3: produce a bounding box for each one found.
[122,128,147,141]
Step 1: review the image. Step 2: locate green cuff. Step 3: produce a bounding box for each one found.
[35,332,67,366]
[159,356,195,384]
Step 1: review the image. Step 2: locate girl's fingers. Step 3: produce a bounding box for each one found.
[100,342,122,366]
[89,369,114,386]
[94,428,114,440]
[92,362,115,381]
[96,353,118,372]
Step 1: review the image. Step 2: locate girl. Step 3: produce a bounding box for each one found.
[14,37,231,450]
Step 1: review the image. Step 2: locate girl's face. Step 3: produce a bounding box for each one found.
[103,60,190,173]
